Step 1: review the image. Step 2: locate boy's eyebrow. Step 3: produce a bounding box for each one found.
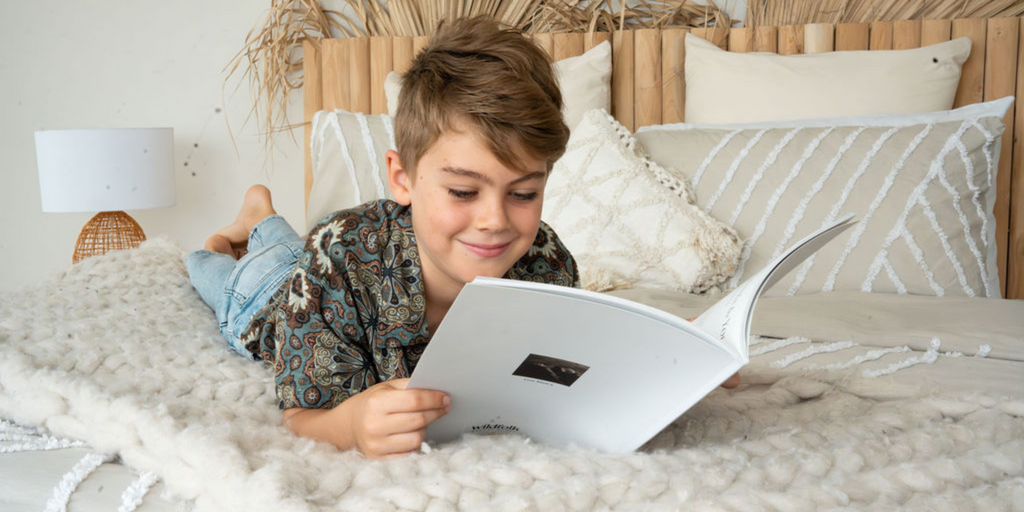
[442,166,546,185]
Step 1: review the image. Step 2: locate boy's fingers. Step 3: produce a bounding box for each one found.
[386,407,450,433]
[386,389,450,413]
[387,378,410,389]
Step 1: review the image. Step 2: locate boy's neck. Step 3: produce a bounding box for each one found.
[423,282,460,337]
[420,261,462,336]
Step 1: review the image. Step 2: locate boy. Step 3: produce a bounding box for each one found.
[186,16,578,459]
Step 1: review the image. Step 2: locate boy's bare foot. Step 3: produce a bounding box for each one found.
[211,185,277,259]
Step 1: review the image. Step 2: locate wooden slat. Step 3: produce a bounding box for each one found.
[662,28,687,124]
[984,17,1019,297]
[755,26,778,52]
[922,19,952,46]
[692,27,728,49]
[413,36,429,56]
[393,36,414,74]
[348,37,371,114]
[533,33,554,58]
[553,32,584,60]
[893,19,922,49]
[804,23,834,53]
[778,25,803,55]
[870,21,893,49]
[728,27,753,53]
[1012,17,1024,299]
[321,38,350,111]
[952,18,987,108]
[369,37,393,115]
[612,30,635,131]
[303,40,323,213]
[836,23,869,51]
[634,28,661,129]
[584,31,611,52]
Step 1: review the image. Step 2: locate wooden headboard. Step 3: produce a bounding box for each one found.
[303,18,1024,299]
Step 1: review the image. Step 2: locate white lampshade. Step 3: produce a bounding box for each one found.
[35,128,176,213]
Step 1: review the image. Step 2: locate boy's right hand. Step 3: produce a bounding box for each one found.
[342,378,450,459]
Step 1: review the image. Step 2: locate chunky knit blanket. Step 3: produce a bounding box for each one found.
[1,239,1022,511]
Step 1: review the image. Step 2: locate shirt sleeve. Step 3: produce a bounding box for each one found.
[268,217,379,410]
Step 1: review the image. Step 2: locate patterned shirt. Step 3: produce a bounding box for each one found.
[241,199,579,410]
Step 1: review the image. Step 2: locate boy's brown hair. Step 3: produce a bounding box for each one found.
[395,16,569,177]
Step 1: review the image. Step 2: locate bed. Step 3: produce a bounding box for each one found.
[2,18,1024,512]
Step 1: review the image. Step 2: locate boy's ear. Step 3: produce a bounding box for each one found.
[386,149,412,206]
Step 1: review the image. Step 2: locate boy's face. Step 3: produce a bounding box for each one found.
[387,129,546,298]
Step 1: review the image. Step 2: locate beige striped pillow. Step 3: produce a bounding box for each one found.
[635,98,1012,298]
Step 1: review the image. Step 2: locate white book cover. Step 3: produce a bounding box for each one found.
[408,215,856,453]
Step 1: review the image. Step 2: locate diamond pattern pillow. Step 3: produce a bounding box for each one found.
[543,109,742,293]
[636,98,1012,297]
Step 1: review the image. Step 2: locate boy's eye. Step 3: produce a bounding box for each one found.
[448,189,476,200]
[511,191,538,201]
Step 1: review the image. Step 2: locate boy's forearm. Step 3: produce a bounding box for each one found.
[281,402,356,451]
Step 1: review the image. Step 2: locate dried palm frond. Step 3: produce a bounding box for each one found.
[342,0,560,36]
[529,0,731,33]
[747,0,1024,27]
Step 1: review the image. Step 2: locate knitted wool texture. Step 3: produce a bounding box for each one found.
[1,239,1022,511]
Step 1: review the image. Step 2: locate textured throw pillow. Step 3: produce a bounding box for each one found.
[543,109,742,293]
[307,109,395,227]
[684,34,971,124]
[635,97,1013,298]
[386,41,612,130]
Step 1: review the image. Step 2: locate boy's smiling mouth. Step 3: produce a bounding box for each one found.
[460,240,513,258]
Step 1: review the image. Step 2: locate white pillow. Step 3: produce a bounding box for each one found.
[684,34,971,124]
[543,109,742,294]
[386,41,612,130]
[307,110,395,228]
[635,97,1014,298]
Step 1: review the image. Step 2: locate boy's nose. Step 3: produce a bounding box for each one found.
[475,197,511,232]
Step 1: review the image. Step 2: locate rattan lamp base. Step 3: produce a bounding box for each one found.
[73,211,147,263]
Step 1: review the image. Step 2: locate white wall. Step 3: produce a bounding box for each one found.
[0,1,308,292]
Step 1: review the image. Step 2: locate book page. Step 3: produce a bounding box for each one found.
[408,279,740,453]
[693,214,857,360]
[470,277,725,351]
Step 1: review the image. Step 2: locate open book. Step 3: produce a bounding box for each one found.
[408,214,857,453]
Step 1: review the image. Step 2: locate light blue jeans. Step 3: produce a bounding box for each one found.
[184,215,304,357]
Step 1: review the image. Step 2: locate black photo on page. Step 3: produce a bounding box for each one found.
[513,353,590,387]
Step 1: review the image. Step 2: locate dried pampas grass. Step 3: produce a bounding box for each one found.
[747,0,1024,27]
